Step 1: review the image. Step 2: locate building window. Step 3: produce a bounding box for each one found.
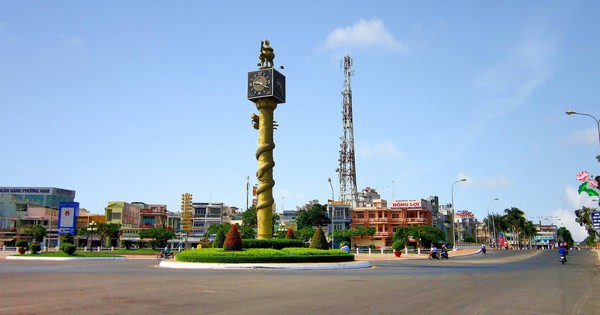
[392,213,400,219]
[357,213,365,219]
[111,213,121,220]
[368,213,376,219]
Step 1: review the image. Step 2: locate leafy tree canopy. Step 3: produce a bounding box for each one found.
[295,201,331,230]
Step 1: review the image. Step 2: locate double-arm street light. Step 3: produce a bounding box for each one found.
[451,178,467,250]
[565,110,600,162]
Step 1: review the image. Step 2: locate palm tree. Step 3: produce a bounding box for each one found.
[504,207,526,249]
[522,221,537,249]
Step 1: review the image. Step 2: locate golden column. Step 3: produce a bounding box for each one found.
[247,40,286,239]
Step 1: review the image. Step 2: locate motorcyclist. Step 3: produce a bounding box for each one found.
[441,243,449,258]
[429,245,439,259]
[558,245,567,263]
[163,245,171,259]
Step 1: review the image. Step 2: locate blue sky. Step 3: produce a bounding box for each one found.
[2,2,599,241]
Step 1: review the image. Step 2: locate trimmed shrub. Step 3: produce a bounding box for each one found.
[16,239,28,249]
[61,243,77,255]
[212,228,226,248]
[309,226,329,250]
[175,247,354,263]
[223,225,242,251]
[29,243,41,254]
[242,238,305,249]
[285,228,295,239]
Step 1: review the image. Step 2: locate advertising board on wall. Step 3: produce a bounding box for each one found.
[390,199,429,209]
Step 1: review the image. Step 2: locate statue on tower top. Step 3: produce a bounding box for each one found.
[258,39,275,69]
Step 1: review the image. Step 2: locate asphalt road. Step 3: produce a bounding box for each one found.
[1,249,599,314]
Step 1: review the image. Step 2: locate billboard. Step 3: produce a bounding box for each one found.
[391,199,428,209]
[58,202,79,235]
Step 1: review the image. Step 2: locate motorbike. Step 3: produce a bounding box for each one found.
[428,251,440,260]
[157,250,174,261]
[560,255,566,264]
[481,247,487,254]
[440,250,449,259]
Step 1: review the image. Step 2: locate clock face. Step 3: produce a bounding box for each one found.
[248,70,272,99]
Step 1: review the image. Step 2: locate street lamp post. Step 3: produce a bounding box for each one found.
[328,177,335,249]
[566,110,600,162]
[451,178,467,251]
[487,198,499,246]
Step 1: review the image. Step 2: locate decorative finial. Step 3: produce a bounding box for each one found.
[257,39,275,69]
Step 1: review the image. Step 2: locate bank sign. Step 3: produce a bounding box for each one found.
[391,199,428,209]
[58,202,79,235]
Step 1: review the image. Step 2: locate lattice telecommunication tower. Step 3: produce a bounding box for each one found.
[336,55,358,207]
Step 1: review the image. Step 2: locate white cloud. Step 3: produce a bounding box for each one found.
[471,29,557,120]
[458,173,511,188]
[357,140,405,160]
[324,18,403,52]
[61,34,83,46]
[562,128,598,146]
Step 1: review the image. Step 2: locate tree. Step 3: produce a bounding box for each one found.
[575,206,599,242]
[504,207,526,248]
[212,227,226,248]
[309,226,329,250]
[522,221,538,248]
[410,225,446,248]
[139,228,175,249]
[96,223,121,248]
[557,227,574,247]
[296,227,316,244]
[26,224,47,243]
[206,223,231,237]
[242,206,258,229]
[295,202,331,230]
[223,225,242,250]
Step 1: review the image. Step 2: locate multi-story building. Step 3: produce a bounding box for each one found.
[351,199,434,248]
[455,210,476,242]
[191,202,230,236]
[357,187,380,207]
[0,187,76,231]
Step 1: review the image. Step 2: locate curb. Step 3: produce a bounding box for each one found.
[5,256,127,261]
[159,260,371,270]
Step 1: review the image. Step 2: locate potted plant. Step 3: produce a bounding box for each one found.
[16,240,28,254]
[392,241,405,257]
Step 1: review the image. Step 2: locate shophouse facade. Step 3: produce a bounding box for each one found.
[351,198,433,248]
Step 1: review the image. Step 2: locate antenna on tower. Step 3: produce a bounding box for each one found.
[336,55,358,208]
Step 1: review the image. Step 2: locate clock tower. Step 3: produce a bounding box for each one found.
[248,40,286,239]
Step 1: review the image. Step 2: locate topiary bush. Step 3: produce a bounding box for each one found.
[16,239,28,249]
[29,243,41,254]
[212,228,226,248]
[309,226,329,250]
[285,228,295,239]
[61,243,77,255]
[223,225,242,251]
